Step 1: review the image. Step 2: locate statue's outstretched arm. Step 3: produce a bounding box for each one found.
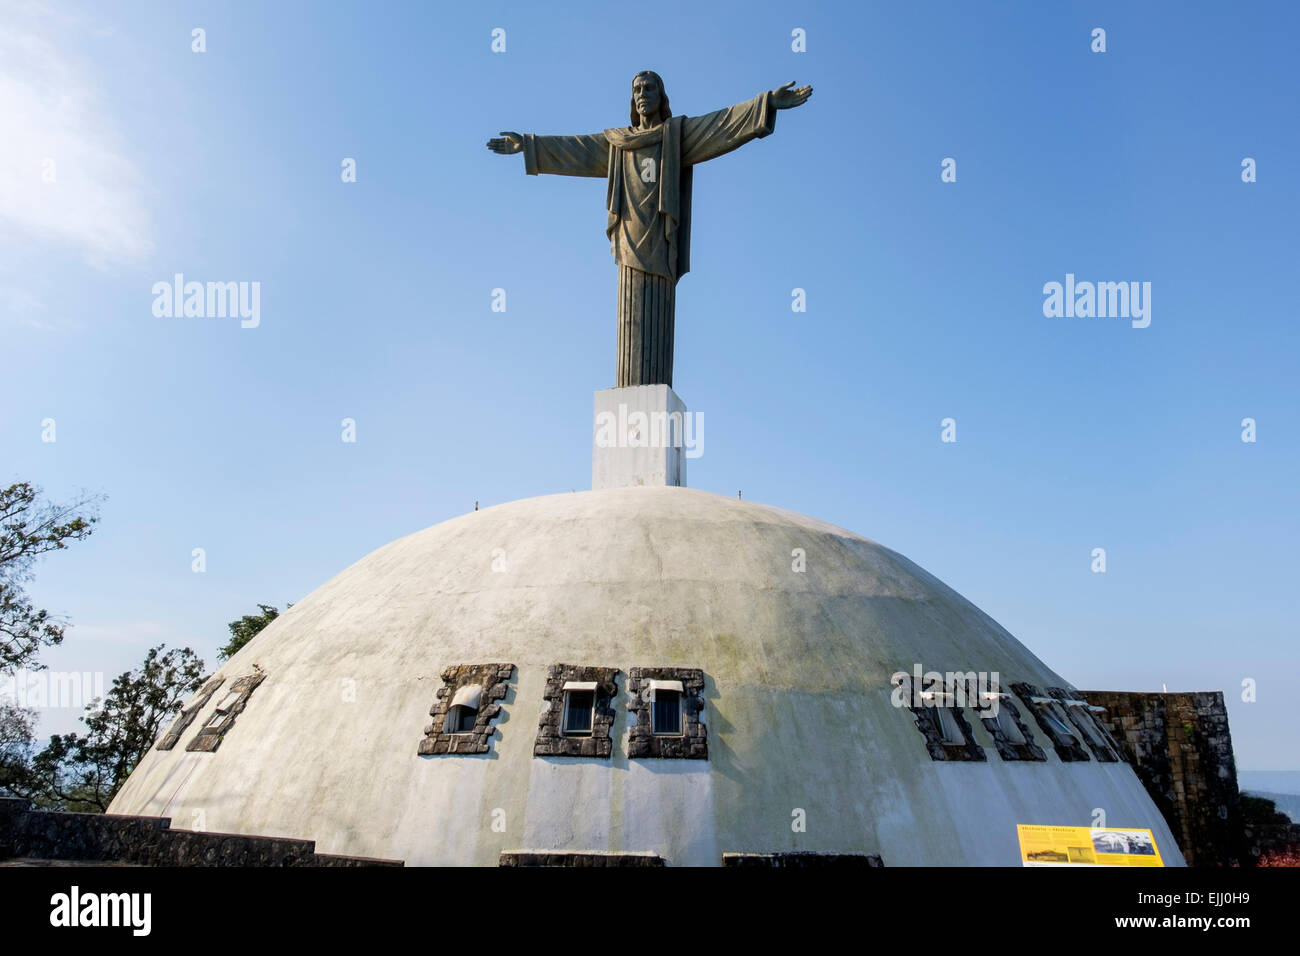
[486,130,608,178]
[681,82,812,167]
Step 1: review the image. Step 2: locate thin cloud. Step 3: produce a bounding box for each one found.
[0,0,153,269]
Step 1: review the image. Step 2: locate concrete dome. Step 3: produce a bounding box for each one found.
[109,486,1183,865]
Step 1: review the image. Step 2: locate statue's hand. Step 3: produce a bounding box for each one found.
[487,131,524,154]
[770,81,812,110]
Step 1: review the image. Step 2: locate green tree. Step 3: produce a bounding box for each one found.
[0,482,101,801]
[218,603,283,661]
[26,645,205,812]
[0,484,276,811]
[0,703,36,799]
[0,481,102,671]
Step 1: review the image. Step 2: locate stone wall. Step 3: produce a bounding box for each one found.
[499,850,664,867]
[0,797,401,867]
[722,852,884,867]
[1080,690,1245,867]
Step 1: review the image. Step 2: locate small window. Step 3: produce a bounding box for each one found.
[992,705,1027,745]
[1062,701,1119,761]
[186,670,266,753]
[934,706,966,745]
[1041,704,1078,742]
[628,669,706,759]
[563,690,595,735]
[972,693,1045,761]
[443,683,483,733]
[157,676,226,751]
[652,691,682,735]
[446,704,477,734]
[1011,682,1090,762]
[417,664,515,757]
[1074,710,1106,747]
[535,668,619,758]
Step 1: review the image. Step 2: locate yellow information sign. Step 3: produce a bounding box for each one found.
[1017,824,1164,866]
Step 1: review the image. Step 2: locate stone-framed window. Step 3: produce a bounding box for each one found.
[627,667,707,759]
[1046,686,1120,762]
[722,852,885,867]
[156,676,225,751]
[1011,682,1090,762]
[1080,700,1128,757]
[418,663,514,756]
[893,675,985,761]
[534,664,620,758]
[185,671,265,753]
[973,692,1047,762]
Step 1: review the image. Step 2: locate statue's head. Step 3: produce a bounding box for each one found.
[630,71,671,127]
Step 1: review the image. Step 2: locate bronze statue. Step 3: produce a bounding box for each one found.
[488,72,812,388]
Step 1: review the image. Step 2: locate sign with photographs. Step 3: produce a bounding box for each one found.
[1017,824,1164,866]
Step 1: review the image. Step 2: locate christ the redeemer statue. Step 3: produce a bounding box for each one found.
[487,72,812,388]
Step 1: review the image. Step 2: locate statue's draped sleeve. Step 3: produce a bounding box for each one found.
[680,91,777,166]
[523,133,609,177]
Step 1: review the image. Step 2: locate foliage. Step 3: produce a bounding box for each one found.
[1238,793,1300,867]
[0,703,36,799]
[218,603,284,661]
[24,645,205,812]
[0,482,102,672]
[1257,847,1300,867]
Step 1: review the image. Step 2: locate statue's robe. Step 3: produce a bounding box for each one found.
[521,92,777,386]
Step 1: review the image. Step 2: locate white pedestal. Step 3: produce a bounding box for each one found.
[592,385,689,489]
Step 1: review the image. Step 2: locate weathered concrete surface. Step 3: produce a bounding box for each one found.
[109,486,1184,866]
[592,385,688,489]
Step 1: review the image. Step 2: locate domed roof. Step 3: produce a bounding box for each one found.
[109,486,1183,866]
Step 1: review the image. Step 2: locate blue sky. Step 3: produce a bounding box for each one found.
[1,0,1296,773]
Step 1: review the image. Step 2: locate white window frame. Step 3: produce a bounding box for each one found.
[933,704,967,746]
[1030,698,1078,742]
[1063,700,1112,751]
[977,692,1028,745]
[992,703,1028,744]
[561,683,596,737]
